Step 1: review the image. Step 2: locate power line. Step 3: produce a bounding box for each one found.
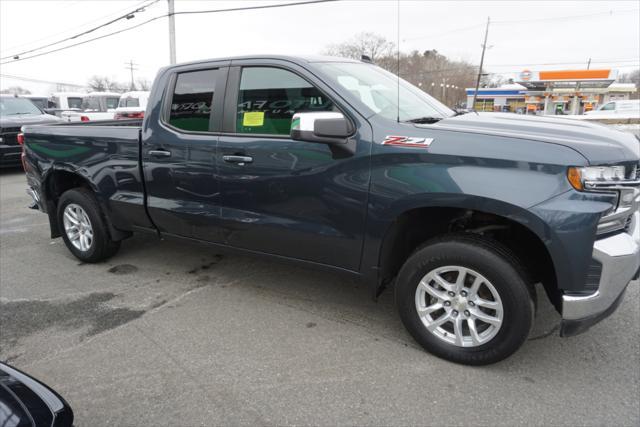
[0,14,166,65]
[0,0,152,53]
[0,0,337,66]
[487,59,640,67]
[170,0,336,16]
[402,23,485,42]
[0,73,86,89]
[492,8,639,24]
[401,60,640,79]
[0,0,160,60]
[402,8,638,43]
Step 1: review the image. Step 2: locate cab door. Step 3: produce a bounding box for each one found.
[143,64,228,241]
[216,60,372,271]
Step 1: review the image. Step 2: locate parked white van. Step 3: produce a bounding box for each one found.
[585,99,640,118]
[114,91,150,120]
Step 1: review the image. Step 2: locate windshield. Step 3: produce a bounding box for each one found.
[28,98,48,110]
[0,97,43,116]
[318,62,454,122]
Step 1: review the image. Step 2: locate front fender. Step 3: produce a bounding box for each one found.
[361,189,613,298]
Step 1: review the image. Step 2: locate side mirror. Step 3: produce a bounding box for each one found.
[290,112,356,158]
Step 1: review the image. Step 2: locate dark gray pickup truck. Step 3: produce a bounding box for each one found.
[22,55,639,365]
[1,94,61,168]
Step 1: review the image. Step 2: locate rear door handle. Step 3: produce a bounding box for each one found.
[149,149,171,158]
[223,155,253,164]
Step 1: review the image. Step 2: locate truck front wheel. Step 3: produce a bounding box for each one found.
[395,234,534,365]
[57,188,120,262]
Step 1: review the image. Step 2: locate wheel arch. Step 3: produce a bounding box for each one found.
[42,165,128,241]
[368,194,562,310]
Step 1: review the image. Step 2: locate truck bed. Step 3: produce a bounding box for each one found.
[22,118,147,233]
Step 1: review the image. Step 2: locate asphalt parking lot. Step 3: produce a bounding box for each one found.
[1,167,638,426]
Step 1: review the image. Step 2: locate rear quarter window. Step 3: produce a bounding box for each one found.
[168,69,218,132]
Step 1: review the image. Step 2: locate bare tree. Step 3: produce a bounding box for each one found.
[323,34,477,107]
[0,86,31,95]
[87,76,110,91]
[616,69,639,99]
[87,75,127,93]
[325,32,396,62]
[618,69,640,85]
[136,78,151,91]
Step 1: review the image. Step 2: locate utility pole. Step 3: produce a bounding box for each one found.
[441,78,448,103]
[472,16,490,111]
[168,0,176,64]
[124,59,139,90]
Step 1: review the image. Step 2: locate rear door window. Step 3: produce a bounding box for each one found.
[106,97,119,109]
[236,67,334,135]
[168,69,219,132]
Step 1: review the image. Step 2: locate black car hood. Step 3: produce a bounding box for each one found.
[0,114,62,129]
[428,112,639,165]
[0,362,73,427]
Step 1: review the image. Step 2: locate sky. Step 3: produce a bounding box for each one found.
[0,0,638,94]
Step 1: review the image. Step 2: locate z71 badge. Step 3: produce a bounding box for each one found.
[382,135,434,148]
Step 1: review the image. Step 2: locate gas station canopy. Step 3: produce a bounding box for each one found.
[516,69,618,90]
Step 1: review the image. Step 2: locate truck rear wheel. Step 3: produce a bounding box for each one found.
[395,234,534,365]
[57,188,120,262]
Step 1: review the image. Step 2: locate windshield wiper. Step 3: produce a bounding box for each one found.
[404,116,443,124]
[8,112,33,115]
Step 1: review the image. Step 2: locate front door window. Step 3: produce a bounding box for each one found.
[236,67,334,135]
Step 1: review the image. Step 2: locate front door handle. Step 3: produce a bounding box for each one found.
[149,149,172,158]
[223,155,253,164]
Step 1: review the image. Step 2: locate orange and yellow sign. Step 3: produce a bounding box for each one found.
[538,69,611,81]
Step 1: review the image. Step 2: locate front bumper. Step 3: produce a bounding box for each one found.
[561,210,640,336]
[0,144,22,167]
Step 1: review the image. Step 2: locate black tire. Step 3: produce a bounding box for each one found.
[57,188,120,262]
[395,234,535,365]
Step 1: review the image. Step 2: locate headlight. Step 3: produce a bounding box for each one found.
[568,164,640,235]
[567,166,626,191]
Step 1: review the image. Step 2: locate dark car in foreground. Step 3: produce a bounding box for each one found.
[0,363,73,427]
[21,55,640,365]
[0,95,61,168]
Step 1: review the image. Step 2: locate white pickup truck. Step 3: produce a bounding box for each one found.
[114,91,150,120]
[61,92,120,122]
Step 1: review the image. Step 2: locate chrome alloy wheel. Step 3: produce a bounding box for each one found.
[415,266,504,347]
[63,203,94,252]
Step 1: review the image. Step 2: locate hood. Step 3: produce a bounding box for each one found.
[0,113,62,129]
[428,112,639,165]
